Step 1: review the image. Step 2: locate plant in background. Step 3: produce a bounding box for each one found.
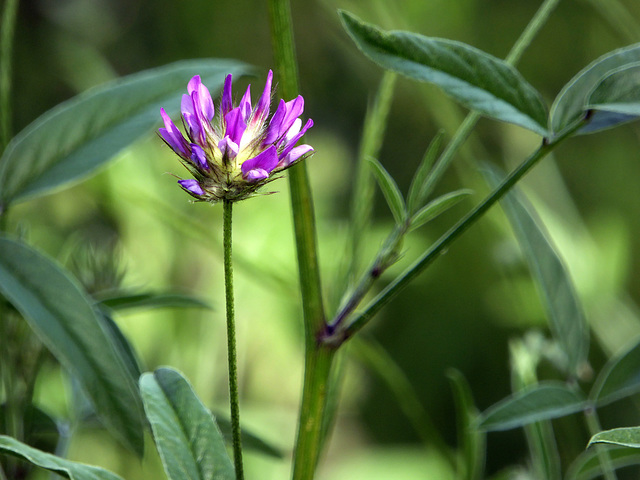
[2,0,640,480]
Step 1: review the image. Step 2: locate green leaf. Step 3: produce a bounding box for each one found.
[339,11,549,136]
[590,339,640,405]
[0,404,60,456]
[484,166,589,376]
[409,189,472,231]
[140,367,235,480]
[477,382,586,431]
[550,43,640,135]
[98,311,143,381]
[214,414,284,459]
[0,235,145,456]
[587,62,640,116]
[98,292,211,312]
[0,59,251,207]
[0,435,124,480]
[566,446,640,480]
[588,427,640,449]
[406,131,444,215]
[367,157,407,225]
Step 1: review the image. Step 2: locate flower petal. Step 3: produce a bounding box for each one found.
[244,168,269,182]
[218,136,239,159]
[190,144,209,169]
[239,85,252,121]
[188,76,214,120]
[279,118,313,159]
[224,107,247,146]
[221,74,233,116]
[242,145,278,180]
[178,179,205,196]
[278,144,313,169]
[263,99,286,145]
[252,69,273,126]
[159,108,188,157]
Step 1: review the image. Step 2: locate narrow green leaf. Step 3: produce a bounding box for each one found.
[98,292,211,312]
[406,131,444,215]
[140,367,234,480]
[589,427,640,449]
[566,445,640,480]
[367,157,407,225]
[587,62,640,116]
[477,382,586,431]
[0,59,250,206]
[447,369,485,480]
[591,339,640,405]
[409,189,472,231]
[339,11,549,135]
[0,235,145,456]
[484,166,589,376]
[98,311,142,381]
[550,43,640,134]
[0,435,124,480]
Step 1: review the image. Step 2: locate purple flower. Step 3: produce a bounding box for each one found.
[159,70,314,203]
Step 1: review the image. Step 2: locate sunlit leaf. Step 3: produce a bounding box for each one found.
[485,166,589,376]
[339,11,549,135]
[367,157,407,225]
[409,189,472,231]
[406,131,444,215]
[0,235,145,456]
[550,43,640,134]
[98,292,211,311]
[588,427,640,449]
[477,382,586,431]
[591,339,640,405]
[0,59,251,206]
[0,435,124,480]
[587,62,640,116]
[140,367,234,480]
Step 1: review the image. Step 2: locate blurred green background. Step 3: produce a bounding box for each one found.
[6,0,640,478]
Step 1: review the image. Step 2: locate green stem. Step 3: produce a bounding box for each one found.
[337,117,587,343]
[584,406,618,480]
[0,0,19,152]
[267,1,331,478]
[223,199,243,480]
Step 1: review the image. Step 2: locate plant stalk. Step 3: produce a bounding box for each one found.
[267,0,332,478]
[223,199,244,480]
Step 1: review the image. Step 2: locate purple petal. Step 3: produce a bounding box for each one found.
[221,74,233,116]
[244,168,269,182]
[280,96,305,135]
[218,136,239,159]
[190,144,209,169]
[187,76,214,121]
[178,179,205,196]
[241,145,278,180]
[278,144,313,169]
[239,85,252,121]
[159,108,188,157]
[252,70,273,125]
[279,118,314,159]
[263,99,286,145]
[224,107,247,145]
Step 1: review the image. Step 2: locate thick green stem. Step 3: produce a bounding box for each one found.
[1,0,18,152]
[223,199,243,480]
[267,0,332,478]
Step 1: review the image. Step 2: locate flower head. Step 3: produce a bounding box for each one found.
[159,71,314,203]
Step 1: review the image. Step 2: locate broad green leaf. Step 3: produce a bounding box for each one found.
[140,367,234,480]
[98,292,211,311]
[339,11,549,136]
[477,382,586,431]
[550,43,640,134]
[98,311,143,381]
[406,131,444,214]
[588,427,640,449]
[0,235,145,456]
[409,189,472,231]
[590,339,640,405]
[215,415,284,459]
[587,62,640,116]
[447,369,485,480]
[566,445,640,480]
[0,59,250,206]
[367,157,407,225]
[485,166,589,376]
[0,435,124,480]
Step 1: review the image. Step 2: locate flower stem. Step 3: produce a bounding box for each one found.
[223,199,244,480]
[0,0,19,153]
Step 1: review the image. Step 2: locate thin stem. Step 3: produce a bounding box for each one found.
[1,0,19,152]
[223,199,243,480]
[584,406,618,480]
[335,117,587,343]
